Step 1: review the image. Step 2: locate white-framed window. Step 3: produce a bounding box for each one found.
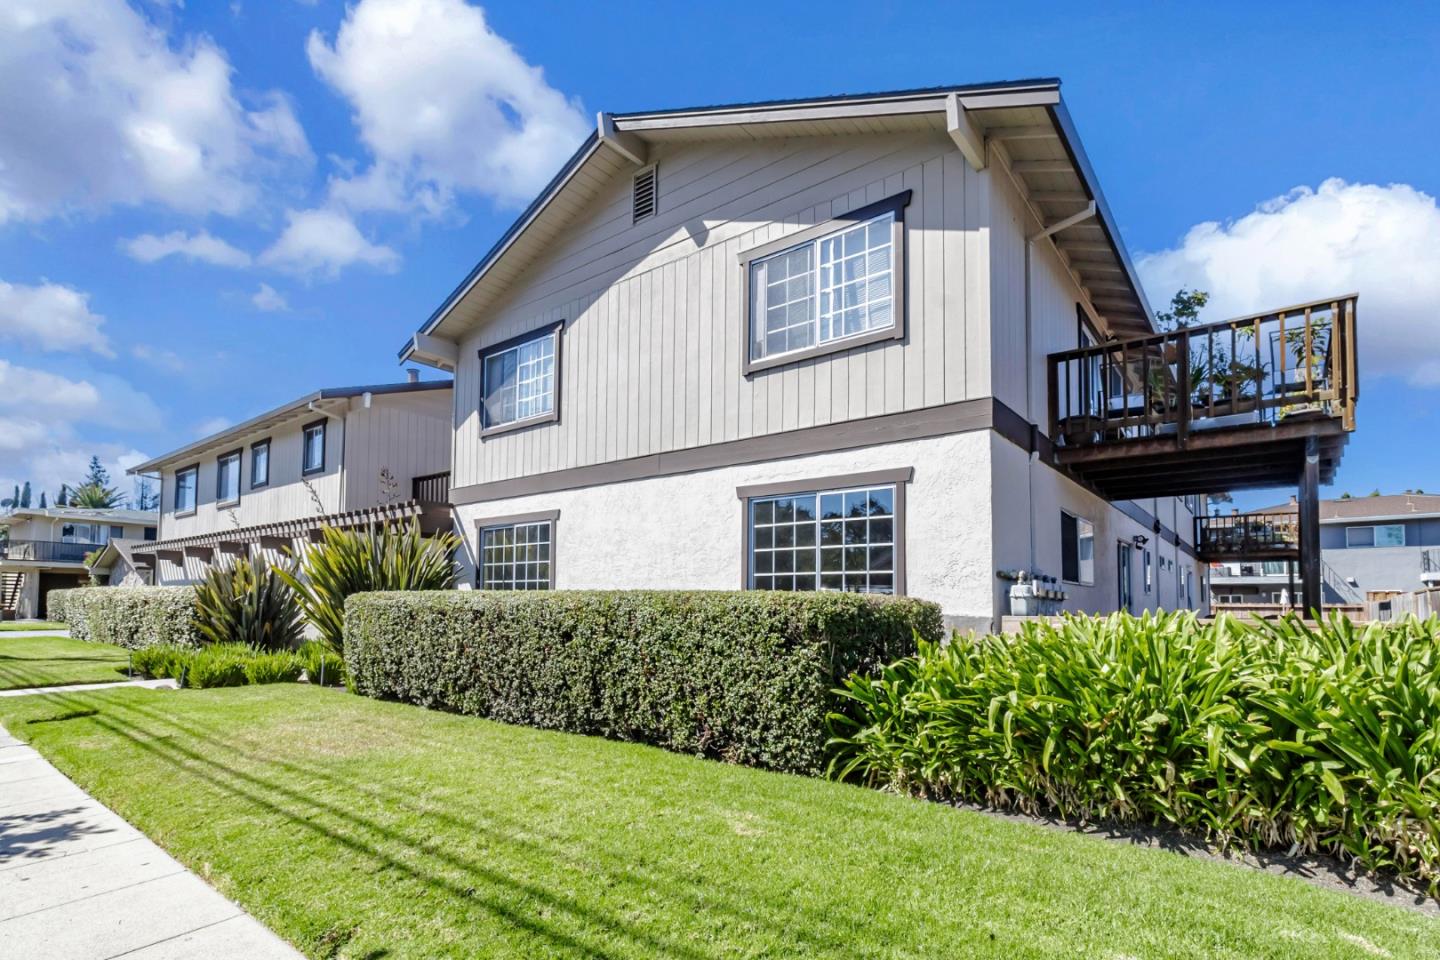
[302,420,326,475]
[1345,524,1405,548]
[750,212,895,364]
[1060,511,1095,585]
[748,484,898,594]
[251,439,270,488]
[479,520,553,590]
[741,192,909,373]
[174,465,198,513]
[481,324,560,432]
[216,450,241,504]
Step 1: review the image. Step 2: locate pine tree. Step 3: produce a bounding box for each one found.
[38,492,47,508]
[19,482,31,508]
[84,456,111,489]
[57,484,69,507]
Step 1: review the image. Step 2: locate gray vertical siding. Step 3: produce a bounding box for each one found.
[453,131,992,487]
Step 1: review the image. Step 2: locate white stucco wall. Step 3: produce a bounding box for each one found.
[453,431,994,625]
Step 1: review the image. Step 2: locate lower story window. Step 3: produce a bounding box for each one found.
[749,484,896,593]
[479,520,553,590]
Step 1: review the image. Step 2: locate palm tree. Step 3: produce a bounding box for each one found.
[68,482,125,509]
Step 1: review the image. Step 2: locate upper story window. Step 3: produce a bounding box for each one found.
[174,465,198,514]
[1345,523,1405,548]
[143,526,157,541]
[480,321,562,435]
[1060,511,1095,586]
[302,420,326,475]
[741,191,910,375]
[216,450,241,505]
[251,439,270,489]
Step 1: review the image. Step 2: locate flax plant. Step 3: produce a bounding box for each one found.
[828,611,1440,888]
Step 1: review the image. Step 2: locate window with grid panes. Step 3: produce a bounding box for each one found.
[479,521,552,590]
[748,485,896,593]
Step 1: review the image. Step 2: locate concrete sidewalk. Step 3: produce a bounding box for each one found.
[0,723,302,959]
[0,678,178,699]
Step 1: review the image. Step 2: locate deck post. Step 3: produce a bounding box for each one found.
[1298,434,1323,618]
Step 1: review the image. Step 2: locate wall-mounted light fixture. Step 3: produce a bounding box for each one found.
[1131,534,1150,548]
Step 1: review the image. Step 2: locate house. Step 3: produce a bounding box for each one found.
[118,378,453,585]
[0,506,157,618]
[395,79,1359,630]
[1210,494,1440,615]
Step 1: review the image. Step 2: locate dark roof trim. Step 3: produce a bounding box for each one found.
[1046,100,1155,329]
[129,379,453,475]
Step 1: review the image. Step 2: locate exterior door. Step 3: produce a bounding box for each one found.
[1117,543,1134,613]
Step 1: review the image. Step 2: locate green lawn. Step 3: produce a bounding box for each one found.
[1,685,1434,960]
[0,633,129,689]
[0,620,67,631]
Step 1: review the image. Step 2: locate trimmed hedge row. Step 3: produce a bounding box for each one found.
[48,587,203,649]
[345,589,943,775]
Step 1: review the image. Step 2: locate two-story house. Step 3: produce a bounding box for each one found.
[394,80,1357,630]
[0,506,157,618]
[112,378,454,585]
[1210,494,1440,615]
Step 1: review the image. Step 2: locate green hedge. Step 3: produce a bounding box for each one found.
[346,590,942,775]
[48,587,203,649]
[829,612,1440,887]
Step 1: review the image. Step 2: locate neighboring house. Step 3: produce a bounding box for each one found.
[118,379,453,585]
[0,507,158,618]
[1210,494,1440,613]
[394,80,1358,629]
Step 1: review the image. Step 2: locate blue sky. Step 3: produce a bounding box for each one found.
[2,0,1437,508]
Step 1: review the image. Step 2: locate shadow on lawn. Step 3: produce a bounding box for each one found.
[39,691,878,959]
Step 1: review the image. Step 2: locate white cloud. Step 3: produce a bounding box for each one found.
[306,0,588,213]
[0,279,113,356]
[0,0,311,223]
[1138,179,1440,388]
[259,207,400,277]
[0,359,164,506]
[121,230,253,268]
[251,282,290,312]
[131,344,187,374]
[0,360,162,433]
[194,416,233,437]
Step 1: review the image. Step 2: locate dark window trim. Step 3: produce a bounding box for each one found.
[1060,508,1095,586]
[301,419,327,476]
[736,467,911,595]
[478,319,564,438]
[215,448,243,506]
[173,463,200,517]
[739,190,912,377]
[475,509,560,590]
[250,438,272,489]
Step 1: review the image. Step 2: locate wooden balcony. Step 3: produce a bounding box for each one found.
[1195,513,1299,562]
[1047,295,1358,501]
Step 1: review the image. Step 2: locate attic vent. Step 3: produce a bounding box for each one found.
[632,164,657,223]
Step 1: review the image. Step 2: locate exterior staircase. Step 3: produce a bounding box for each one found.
[1,571,24,618]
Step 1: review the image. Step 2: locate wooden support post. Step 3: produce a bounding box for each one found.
[1298,434,1323,618]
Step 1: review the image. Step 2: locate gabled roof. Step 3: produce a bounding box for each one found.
[400,78,1156,365]
[129,379,453,475]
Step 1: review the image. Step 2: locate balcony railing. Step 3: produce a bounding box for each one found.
[0,539,100,564]
[412,472,450,506]
[1196,513,1299,558]
[1049,295,1358,449]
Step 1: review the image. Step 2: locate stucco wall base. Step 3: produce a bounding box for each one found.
[452,432,995,623]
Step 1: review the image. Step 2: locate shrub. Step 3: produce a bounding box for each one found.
[346,590,943,775]
[194,557,305,651]
[185,643,253,689]
[298,640,347,687]
[279,521,460,654]
[244,651,304,685]
[828,612,1440,887]
[47,587,202,649]
[130,644,191,680]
